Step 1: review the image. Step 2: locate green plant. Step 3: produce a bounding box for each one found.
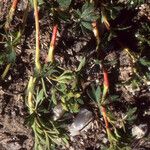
[1,31,21,79]
[0,1,28,79]
[5,0,20,30]
[26,62,85,149]
[73,2,99,31]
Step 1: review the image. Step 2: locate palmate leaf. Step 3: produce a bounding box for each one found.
[56,83,67,93]
[126,107,137,123]
[57,0,72,9]
[104,95,120,105]
[107,112,117,123]
[74,2,99,31]
[68,102,79,113]
[81,2,95,18]
[95,86,101,102]
[80,2,99,30]
[7,50,16,63]
[81,21,93,31]
[88,85,101,104]
[42,63,59,77]
[61,102,68,111]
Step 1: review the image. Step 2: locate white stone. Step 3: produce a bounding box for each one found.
[132,124,148,139]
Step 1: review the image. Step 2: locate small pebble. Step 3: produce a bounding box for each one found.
[53,103,65,120]
[69,108,93,136]
[132,124,148,139]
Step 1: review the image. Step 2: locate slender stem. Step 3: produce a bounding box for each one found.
[12,0,20,9]
[102,11,110,31]
[103,68,109,89]
[101,106,109,129]
[5,0,20,30]
[92,20,113,142]
[1,64,11,79]
[21,2,29,33]
[101,65,109,103]
[33,0,41,73]
[27,76,36,114]
[46,24,58,63]
[92,21,100,46]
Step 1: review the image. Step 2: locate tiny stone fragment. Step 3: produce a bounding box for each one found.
[132,124,148,139]
[68,108,93,136]
[53,103,65,120]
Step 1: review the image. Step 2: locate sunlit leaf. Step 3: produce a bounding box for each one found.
[57,0,71,9]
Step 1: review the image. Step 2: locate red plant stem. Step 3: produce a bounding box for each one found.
[51,24,58,47]
[92,19,111,139]
[5,0,20,30]
[101,68,109,129]
[101,106,109,128]
[11,0,20,10]
[46,24,58,62]
[103,68,109,89]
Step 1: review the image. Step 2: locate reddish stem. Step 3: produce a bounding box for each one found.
[46,24,58,62]
[101,106,109,129]
[11,0,20,10]
[102,68,110,129]
[103,68,109,89]
[92,20,110,131]
[50,24,58,47]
